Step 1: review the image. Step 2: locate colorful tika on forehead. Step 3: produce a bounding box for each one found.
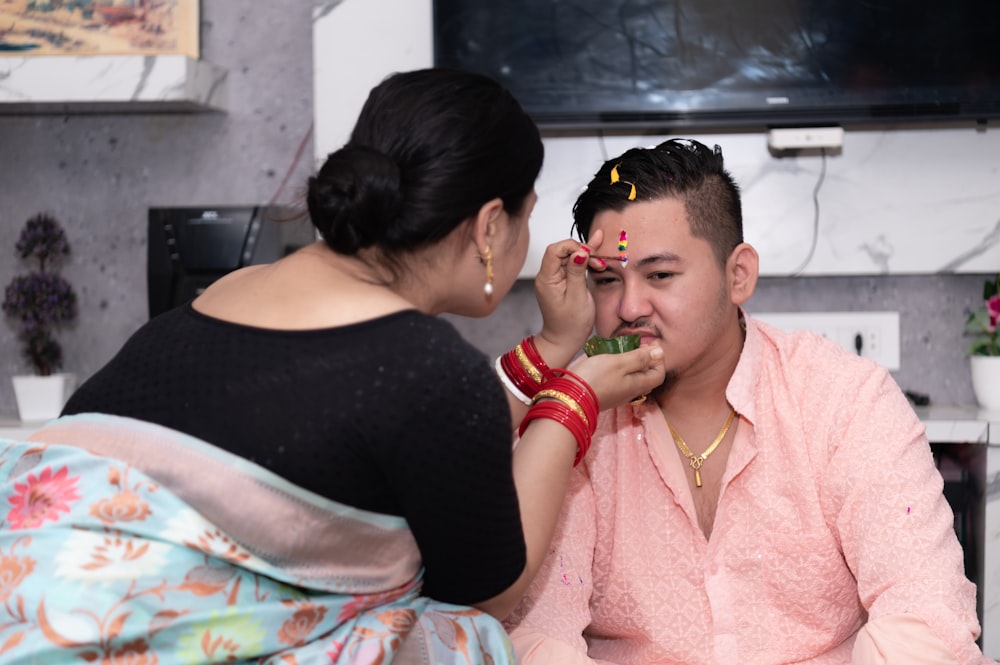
[618,230,628,266]
[610,164,637,201]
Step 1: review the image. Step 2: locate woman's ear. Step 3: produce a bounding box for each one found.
[727,242,759,305]
[473,198,505,252]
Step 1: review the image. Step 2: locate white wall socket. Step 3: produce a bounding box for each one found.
[750,311,901,371]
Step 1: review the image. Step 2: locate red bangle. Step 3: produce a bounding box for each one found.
[500,348,541,398]
[518,400,591,466]
[539,377,599,432]
[519,366,601,465]
[498,336,553,400]
[542,367,600,414]
[521,336,551,376]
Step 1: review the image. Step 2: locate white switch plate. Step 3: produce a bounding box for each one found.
[750,311,900,371]
[767,126,845,150]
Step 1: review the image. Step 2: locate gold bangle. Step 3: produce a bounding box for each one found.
[514,343,543,384]
[533,388,589,428]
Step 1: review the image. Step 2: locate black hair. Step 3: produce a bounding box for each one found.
[307,68,544,269]
[571,138,743,267]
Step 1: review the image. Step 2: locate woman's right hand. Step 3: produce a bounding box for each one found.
[566,344,666,411]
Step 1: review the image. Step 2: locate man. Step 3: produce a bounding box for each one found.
[504,139,991,664]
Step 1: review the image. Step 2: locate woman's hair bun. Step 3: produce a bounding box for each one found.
[306,144,403,254]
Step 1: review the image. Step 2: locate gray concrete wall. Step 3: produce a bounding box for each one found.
[0,1,991,417]
[0,2,315,416]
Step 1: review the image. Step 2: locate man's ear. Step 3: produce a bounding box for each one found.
[727,243,759,305]
[472,198,505,252]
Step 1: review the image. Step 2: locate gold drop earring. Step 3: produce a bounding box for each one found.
[481,245,494,297]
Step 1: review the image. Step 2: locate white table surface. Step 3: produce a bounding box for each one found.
[0,415,52,440]
[912,404,1000,444]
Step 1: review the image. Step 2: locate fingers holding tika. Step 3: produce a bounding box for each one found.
[539,229,606,277]
[534,234,601,366]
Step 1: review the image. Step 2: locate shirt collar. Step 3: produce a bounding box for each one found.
[726,307,763,426]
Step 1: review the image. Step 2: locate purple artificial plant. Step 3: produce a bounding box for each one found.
[2,213,78,376]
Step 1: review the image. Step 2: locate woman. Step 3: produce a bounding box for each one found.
[0,68,664,664]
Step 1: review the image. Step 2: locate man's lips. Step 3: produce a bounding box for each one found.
[616,329,658,344]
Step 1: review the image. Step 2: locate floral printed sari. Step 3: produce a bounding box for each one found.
[0,414,515,664]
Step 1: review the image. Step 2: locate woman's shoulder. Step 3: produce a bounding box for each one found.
[192,256,416,331]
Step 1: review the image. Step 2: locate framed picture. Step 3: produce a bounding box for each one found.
[0,0,199,58]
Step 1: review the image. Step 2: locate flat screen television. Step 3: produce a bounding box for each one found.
[433,0,1000,131]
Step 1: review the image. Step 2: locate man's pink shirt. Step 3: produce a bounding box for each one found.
[506,316,992,664]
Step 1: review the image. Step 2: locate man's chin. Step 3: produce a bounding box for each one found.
[652,371,678,396]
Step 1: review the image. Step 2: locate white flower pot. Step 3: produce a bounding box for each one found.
[11,373,76,422]
[969,356,1000,411]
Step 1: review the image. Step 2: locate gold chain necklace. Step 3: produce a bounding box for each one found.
[665,408,736,487]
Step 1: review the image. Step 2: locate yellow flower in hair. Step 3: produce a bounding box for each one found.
[610,163,636,200]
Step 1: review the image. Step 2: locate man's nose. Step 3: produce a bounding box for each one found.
[617,280,652,323]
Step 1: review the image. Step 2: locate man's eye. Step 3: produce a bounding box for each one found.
[650,272,675,281]
[591,275,620,286]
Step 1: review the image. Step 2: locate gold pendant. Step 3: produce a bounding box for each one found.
[667,407,736,490]
[689,457,704,487]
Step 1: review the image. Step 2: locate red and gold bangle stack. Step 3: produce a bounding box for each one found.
[518,368,600,466]
[498,336,551,401]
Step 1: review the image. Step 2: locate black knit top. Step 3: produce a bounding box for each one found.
[63,304,525,604]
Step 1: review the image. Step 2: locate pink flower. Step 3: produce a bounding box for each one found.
[966,275,1000,356]
[6,465,82,530]
[987,294,1000,332]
